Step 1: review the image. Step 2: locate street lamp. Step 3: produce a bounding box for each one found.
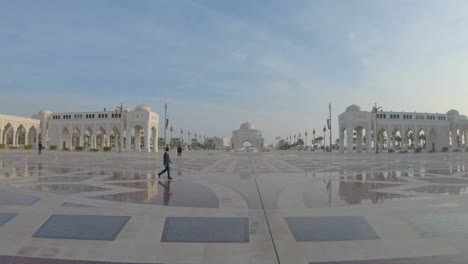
[115,102,127,152]
[313,129,316,150]
[305,131,308,149]
[372,103,383,154]
[323,125,327,152]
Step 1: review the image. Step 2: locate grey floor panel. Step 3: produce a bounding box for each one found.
[33,214,131,240]
[401,214,468,237]
[161,217,249,243]
[286,216,380,241]
[0,190,39,206]
[0,213,18,227]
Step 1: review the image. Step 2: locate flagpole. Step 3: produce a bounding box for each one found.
[329,102,332,152]
[164,102,167,148]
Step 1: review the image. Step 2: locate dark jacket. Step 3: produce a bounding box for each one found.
[163,151,171,165]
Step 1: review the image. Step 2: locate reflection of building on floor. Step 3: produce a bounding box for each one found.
[0,104,159,152]
[337,182,393,204]
[339,104,468,153]
[231,122,264,151]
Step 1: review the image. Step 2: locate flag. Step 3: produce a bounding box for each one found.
[165,118,169,130]
[327,119,331,129]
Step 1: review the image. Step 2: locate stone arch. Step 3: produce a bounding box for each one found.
[15,125,26,146]
[463,127,468,149]
[84,127,93,149]
[428,128,438,151]
[71,128,81,149]
[151,126,158,152]
[61,127,70,149]
[3,123,14,146]
[417,128,426,149]
[95,127,106,150]
[110,126,120,151]
[405,128,415,149]
[391,128,402,149]
[377,127,388,151]
[242,140,253,147]
[28,126,38,146]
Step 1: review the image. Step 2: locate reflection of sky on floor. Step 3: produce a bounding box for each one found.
[406,185,468,195]
[303,181,410,208]
[92,180,219,208]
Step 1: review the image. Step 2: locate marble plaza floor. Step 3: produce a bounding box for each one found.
[1,150,468,263]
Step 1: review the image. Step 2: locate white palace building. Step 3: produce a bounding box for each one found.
[339,104,468,153]
[0,104,159,152]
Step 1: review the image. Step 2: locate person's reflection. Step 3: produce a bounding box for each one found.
[158,180,172,206]
[326,180,332,207]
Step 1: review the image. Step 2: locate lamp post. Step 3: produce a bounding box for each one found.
[323,125,327,152]
[313,129,316,150]
[305,131,308,149]
[328,102,332,152]
[372,103,383,154]
[169,125,173,149]
[115,102,127,152]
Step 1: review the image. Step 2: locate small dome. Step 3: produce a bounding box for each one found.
[135,104,152,112]
[447,109,459,116]
[38,109,52,115]
[346,104,362,112]
[240,122,255,129]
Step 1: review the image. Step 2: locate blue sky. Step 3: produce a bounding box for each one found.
[2,0,468,144]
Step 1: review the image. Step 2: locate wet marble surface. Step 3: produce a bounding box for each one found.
[1,150,468,263]
[92,180,220,208]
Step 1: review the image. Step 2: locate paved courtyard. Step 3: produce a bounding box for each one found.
[1,149,468,263]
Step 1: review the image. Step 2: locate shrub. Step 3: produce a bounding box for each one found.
[399,150,408,153]
[63,147,70,151]
[388,149,395,153]
[90,148,100,152]
[414,147,422,153]
[429,149,435,153]
[103,146,112,152]
[75,146,85,151]
[453,149,461,152]
[0,144,5,149]
[24,144,33,150]
[50,145,57,150]
[10,146,18,150]
[442,147,449,152]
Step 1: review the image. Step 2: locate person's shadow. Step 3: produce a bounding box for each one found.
[158,180,172,206]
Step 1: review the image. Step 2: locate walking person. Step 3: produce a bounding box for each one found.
[38,142,43,155]
[177,145,183,159]
[158,147,172,179]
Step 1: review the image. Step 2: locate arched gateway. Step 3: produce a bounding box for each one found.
[231,122,264,151]
[339,104,468,153]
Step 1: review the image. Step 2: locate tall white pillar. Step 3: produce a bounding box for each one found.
[339,125,344,153]
[346,126,353,153]
[366,124,372,153]
[356,128,363,153]
[144,126,151,153]
[125,128,132,152]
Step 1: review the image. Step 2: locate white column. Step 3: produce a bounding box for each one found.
[125,128,132,152]
[451,128,457,150]
[366,123,372,153]
[24,131,29,145]
[145,126,151,153]
[339,125,344,153]
[135,129,141,152]
[346,126,353,153]
[356,128,363,153]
